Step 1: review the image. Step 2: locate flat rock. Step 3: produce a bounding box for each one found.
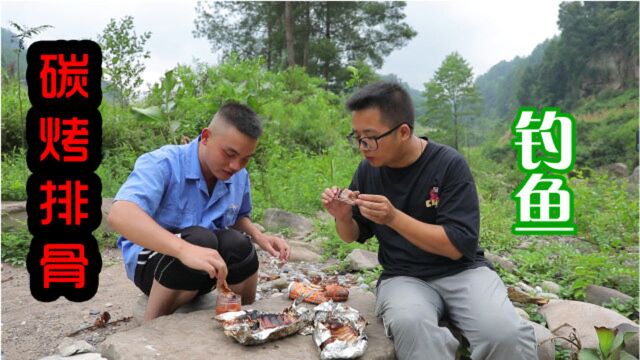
[133,292,217,324]
[585,284,633,306]
[101,288,394,360]
[346,249,379,271]
[539,300,638,356]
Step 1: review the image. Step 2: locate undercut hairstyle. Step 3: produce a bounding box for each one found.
[346,81,415,130]
[214,102,263,139]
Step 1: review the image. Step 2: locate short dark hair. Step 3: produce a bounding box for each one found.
[217,102,263,138]
[346,81,414,130]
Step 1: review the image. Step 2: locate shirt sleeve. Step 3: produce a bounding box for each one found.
[237,173,252,218]
[349,162,374,244]
[437,154,480,260]
[113,151,170,216]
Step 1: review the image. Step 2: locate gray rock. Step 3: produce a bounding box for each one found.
[529,321,555,360]
[288,247,322,263]
[541,281,561,294]
[539,299,639,356]
[1,200,28,231]
[517,281,536,294]
[288,239,323,254]
[538,292,560,300]
[484,252,517,273]
[346,249,379,271]
[260,277,289,292]
[58,337,95,356]
[262,208,314,237]
[253,223,266,232]
[133,291,217,324]
[585,284,633,306]
[601,162,629,178]
[515,307,530,320]
[101,288,395,360]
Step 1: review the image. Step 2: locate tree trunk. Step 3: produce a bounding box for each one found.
[323,2,331,84]
[267,20,272,70]
[302,2,311,68]
[285,1,295,67]
[452,100,459,150]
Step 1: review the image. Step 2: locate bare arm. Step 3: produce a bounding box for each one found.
[356,194,462,260]
[107,200,228,281]
[387,210,462,260]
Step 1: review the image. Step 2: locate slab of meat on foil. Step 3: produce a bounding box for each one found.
[312,302,368,359]
[215,304,311,345]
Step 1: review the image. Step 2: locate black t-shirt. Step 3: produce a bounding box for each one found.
[349,138,493,282]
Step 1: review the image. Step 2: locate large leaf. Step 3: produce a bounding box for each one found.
[595,326,616,358]
[578,348,602,360]
[131,105,166,122]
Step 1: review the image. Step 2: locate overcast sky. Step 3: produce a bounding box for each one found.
[2,0,561,90]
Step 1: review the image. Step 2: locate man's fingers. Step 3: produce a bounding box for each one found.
[264,242,278,257]
[356,194,385,202]
[356,199,387,211]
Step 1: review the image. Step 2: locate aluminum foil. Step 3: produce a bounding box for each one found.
[215,304,312,345]
[312,301,368,360]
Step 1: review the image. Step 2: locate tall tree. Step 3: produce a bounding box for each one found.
[423,52,482,150]
[8,22,53,121]
[193,1,416,89]
[97,16,151,107]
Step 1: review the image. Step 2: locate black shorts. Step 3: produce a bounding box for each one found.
[133,226,259,296]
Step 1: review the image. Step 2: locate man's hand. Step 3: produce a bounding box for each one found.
[355,194,398,225]
[176,243,228,283]
[257,234,290,261]
[321,187,357,221]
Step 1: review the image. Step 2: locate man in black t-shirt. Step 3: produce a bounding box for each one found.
[322,82,537,360]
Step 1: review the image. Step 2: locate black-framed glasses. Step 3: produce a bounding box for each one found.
[346,122,410,151]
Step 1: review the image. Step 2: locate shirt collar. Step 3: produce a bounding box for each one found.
[185,135,234,184]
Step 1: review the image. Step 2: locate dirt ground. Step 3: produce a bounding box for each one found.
[1,247,142,360]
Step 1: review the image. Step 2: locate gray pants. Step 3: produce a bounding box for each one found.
[375,267,538,360]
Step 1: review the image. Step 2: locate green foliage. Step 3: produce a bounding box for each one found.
[145,56,350,153]
[1,73,29,152]
[578,325,638,360]
[602,298,639,321]
[518,2,638,109]
[248,141,359,220]
[1,226,30,266]
[422,52,483,150]
[1,148,29,200]
[193,1,415,90]
[571,171,638,250]
[97,15,151,107]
